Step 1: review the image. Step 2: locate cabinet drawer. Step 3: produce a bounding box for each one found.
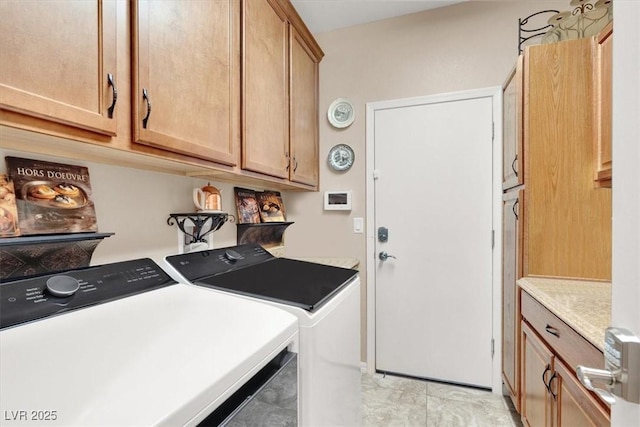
[521,290,603,371]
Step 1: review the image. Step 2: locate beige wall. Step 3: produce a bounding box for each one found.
[0,147,239,266]
[283,1,567,362]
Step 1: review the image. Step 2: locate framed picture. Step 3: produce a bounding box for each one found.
[0,174,20,237]
[6,157,98,235]
[234,187,261,224]
[256,191,286,222]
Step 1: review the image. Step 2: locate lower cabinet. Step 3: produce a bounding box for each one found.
[520,291,610,427]
[553,358,609,427]
[521,321,554,427]
[502,188,523,410]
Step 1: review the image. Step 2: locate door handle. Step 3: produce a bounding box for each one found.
[379,251,397,261]
[577,327,640,405]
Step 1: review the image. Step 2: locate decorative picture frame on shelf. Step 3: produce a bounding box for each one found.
[234,187,261,224]
[256,191,286,223]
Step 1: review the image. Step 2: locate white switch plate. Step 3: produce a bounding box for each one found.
[353,217,364,233]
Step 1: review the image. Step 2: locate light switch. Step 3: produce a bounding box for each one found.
[353,217,364,233]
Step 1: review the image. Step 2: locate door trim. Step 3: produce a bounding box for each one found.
[365,87,503,393]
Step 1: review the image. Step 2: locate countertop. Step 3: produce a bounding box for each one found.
[291,256,360,270]
[518,277,611,351]
[264,246,360,270]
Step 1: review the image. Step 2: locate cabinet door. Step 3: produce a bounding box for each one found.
[551,359,610,427]
[521,322,554,427]
[133,0,239,166]
[502,188,523,410]
[0,0,117,135]
[524,38,611,280]
[289,26,319,187]
[242,0,289,179]
[502,56,523,190]
[594,23,612,186]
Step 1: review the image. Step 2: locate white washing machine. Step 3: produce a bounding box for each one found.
[165,244,362,427]
[0,258,298,426]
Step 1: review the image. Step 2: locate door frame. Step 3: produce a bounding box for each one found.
[365,87,503,393]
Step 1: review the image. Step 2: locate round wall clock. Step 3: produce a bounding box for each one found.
[328,144,355,171]
[327,98,355,128]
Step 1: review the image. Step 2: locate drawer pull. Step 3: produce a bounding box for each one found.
[142,88,152,129]
[548,371,558,400]
[545,324,560,337]
[107,73,117,119]
[542,364,551,391]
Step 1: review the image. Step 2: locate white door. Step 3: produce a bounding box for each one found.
[612,2,640,424]
[373,93,494,388]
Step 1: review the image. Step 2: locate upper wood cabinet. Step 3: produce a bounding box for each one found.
[1,0,321,191]
[242,0,290,179]
[523,37,611,280]
[132,0,239,166]
[289,26,320,186]
[502,56,524,191]
[594,22,612,187]
[242,0,323,187]
[0,0,118,136]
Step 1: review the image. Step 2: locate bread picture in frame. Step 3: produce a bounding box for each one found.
[256,191,286,223]
[6,156,98,235]
[0,173,20,237]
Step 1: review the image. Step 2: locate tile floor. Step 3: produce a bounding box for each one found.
[361,373,523,427]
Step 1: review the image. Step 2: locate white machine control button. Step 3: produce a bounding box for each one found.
[46,275,80,297]
[225,249,244,261]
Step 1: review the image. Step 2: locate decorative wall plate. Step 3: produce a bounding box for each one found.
[327,98,355,128]
[328,144,355,171]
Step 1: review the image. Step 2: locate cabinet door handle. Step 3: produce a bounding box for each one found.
[142,88,152,129]
[107,73,117,119]
[548,371,558,400]
[545,324,560,337]
[511,154,518,177]
[293,156,298,172]
[285,152,290,171]
[512,199,519,221]
[542,364,551,392]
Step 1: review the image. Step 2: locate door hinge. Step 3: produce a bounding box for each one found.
[491,122,495,141]
[373,169,381,180]
[491,338,495,358]
[491,229,495,249]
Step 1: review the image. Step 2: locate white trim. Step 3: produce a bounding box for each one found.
[365,87,503,393]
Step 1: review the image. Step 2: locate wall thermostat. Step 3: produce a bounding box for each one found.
[324,190,352,210]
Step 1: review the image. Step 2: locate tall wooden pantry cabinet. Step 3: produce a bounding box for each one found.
[501,33,612,418]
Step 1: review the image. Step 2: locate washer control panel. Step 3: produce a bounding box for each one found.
[165,244,273,281]
[0,258,175,329]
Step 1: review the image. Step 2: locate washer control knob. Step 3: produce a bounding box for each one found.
[225,249,244,261]
[46,275,80,297]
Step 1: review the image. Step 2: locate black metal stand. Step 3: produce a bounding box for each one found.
[518,10,560,54]
[167,213,231,244]
[236,222,294,247]
[0,232,114,281]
